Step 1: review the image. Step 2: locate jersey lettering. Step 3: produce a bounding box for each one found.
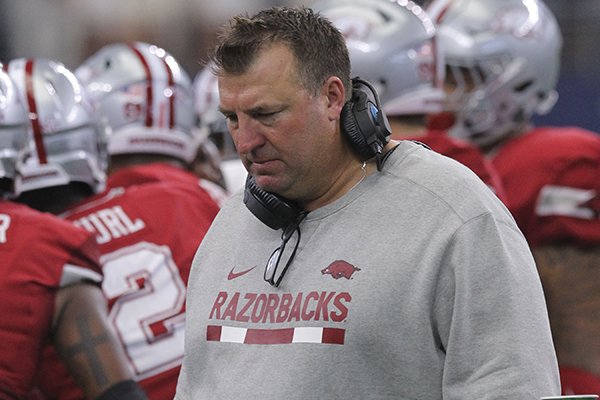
[74,206,145,244]
[0,213,10,243]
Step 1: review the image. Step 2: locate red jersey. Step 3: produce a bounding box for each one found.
[492,126,600,247]
[38,168,221,400]
[407,131,508,203]
[0,200,102,400]
[560,366,600,395]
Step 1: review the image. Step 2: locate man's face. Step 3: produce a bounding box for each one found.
[218,43,339,202]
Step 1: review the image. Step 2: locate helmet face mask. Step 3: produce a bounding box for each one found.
[313,0,445,116]
[17,123,109,193]
[76,42,197,164]
[6,58,108,197]
[434,0,562,148]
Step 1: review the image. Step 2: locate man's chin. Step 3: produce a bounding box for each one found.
[253,174,289,196]
[253,175,278,191]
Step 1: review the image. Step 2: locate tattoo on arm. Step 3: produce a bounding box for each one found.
[62,314,111,387]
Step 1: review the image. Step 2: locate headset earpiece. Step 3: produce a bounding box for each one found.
[340,77,392,170]
[243,175,303,230]
[341,100,371,159]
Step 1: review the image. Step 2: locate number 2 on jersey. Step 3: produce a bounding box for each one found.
[101,241,186,379]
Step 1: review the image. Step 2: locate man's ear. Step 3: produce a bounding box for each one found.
[322,76,346,121]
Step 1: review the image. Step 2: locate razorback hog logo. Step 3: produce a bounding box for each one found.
[321,260,360,280]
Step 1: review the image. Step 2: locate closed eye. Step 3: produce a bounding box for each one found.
[251,111,277,120]
[250,108,285,125]
[222,112,237,124]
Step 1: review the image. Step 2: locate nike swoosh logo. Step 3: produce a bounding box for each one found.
[227,266,257,280]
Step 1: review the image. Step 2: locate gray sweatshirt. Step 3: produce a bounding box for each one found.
[175,140,560,400]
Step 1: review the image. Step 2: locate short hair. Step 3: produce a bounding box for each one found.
[210,6,351,99]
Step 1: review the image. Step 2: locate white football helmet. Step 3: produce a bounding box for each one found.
[193,62,247,193]
[76,42,197,163]
[429,0,562,148]
[0,66,28,192]
[6,58,108,196]
[193,62,235,160]
[313,0,445,116]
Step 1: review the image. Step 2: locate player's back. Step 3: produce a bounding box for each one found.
[0,200,101,399]
[38,179,220,400]
[107,162,229,206]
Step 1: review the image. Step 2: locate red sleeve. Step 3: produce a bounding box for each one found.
[0,202,102,399]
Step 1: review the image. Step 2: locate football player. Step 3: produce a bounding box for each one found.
[430,0,600,393]
[76,41,228,205]
[0,62,147,400]
[493,127,600,394]
[27,43,222,400]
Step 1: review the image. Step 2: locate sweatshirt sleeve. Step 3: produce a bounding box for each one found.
[434,212,560,400]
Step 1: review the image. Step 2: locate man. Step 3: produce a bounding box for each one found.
[493,127,600,395]
[313,0,506,200]
[0,63,147,399]
[175,6,559,399]
[29,43,222,400]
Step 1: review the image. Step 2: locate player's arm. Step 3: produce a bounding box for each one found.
[51,282,148,400]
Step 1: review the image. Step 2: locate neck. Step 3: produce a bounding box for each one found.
[301,157,374,212]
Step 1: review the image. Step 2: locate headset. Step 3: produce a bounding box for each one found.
[341,77,392,168]
[244,77,391,230]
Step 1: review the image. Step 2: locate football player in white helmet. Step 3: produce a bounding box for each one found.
[0,64,148,400]
[6,58,108,213]
[313,0,507,199]
[429,0,563,153]
[75,41,197,167]
[193,62,246,194]
[75,41,228,204]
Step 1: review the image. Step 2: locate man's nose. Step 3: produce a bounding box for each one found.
[232,116,265,154]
